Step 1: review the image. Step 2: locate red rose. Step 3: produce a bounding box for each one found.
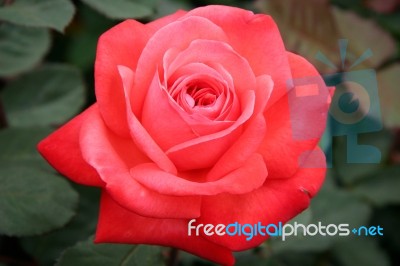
[38,5,330,265]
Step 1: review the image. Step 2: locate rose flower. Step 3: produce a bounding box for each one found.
[38,5,331,265]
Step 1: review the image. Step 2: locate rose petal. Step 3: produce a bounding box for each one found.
[146,10,186,31]
[142,72,236,150]
[95,192,235,266]
[119,66,177,174]
[183,5,292,109]
[166,91,255,170]
[95,20,150,137]
[79,105,201,219]
[206,114,266,181]
[37,105,105,187]
[259,52,330,178]
[132,16,228,117]
[197,148,326,250]
[95,9,188,137]
[130,153,267,196]
[166,39,256,99]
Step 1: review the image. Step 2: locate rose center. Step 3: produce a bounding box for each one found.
[186,86,217,108]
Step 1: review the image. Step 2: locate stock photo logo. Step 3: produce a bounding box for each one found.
[288,39,383,168]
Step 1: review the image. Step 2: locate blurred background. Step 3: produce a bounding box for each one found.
[0,0,399,265]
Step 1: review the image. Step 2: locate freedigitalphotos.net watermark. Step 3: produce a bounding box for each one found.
[188,219,383,241]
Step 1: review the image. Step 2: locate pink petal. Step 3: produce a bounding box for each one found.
[259,52,330,178]
[37,105,104,187]
[166,39,256,99]
[141,74,197,151]
[130,153,267,196]
[183,5,292,109]
[79,104,201,219]
[119,66,177,174]
[206,114,266,181]
[95,191,235,266]
[132,16,228,117]
[95,20,150,137]
[166,91,255,170]
[197,148,326,250]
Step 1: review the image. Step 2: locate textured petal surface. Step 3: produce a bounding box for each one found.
[132,16,228,117]
[183,5,292,108]
[79,105,201,219]
[95,10,187,136]
[130,153,267,196]
[118,66,178,174]
[96,192,235,266]
[197,148,326,250]
[95,20,150,137]
[37,105,104,187]
[259,52,330,178]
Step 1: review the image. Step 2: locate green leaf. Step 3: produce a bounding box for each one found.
[0,0,75,32]
[21,186,101,266]
[269,189,371,252]
[311,189,371,228]
[332,238,390,266]
[0,128,79,236]
[0,23,50,77]
[333,124,393,185]
[377,64,400,128]
[2,64,85,127]
[57,237,164,266]
[0,127,52,164]
[353,166,400,206]
[81,0,153,20]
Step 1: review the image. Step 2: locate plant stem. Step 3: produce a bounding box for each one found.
[0,97,7,129]
[167,248,179,266]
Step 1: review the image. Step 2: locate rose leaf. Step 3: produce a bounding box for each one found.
[2,64,85,127]
[0,0,75,32]
[56,236,164,266]
[0,128,79,236]
[0,23,50,77]
[81,0,153,20]
[352,166,400,206]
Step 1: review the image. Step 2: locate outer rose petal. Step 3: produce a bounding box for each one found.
[146,10,186,31]
[183,5,292,108]
[259,52,330,178]
[79,105,201,219]
[96,192,235,266]
[95,10,187,137]
[95,19,151,137]
[37,105,104,187]
[197,148,326,250]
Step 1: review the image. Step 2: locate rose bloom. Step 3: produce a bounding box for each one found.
[38,5,331,265]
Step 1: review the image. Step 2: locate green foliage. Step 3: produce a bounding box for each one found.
[353,166,400,206]
[57,237,164,266]
[21,186,101,266]
[0,128,78,236]
[0,0,75,32]
[332,238,390,266]
[81,0,153,19]
[0,23,50,77]
[2,64,85,127]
